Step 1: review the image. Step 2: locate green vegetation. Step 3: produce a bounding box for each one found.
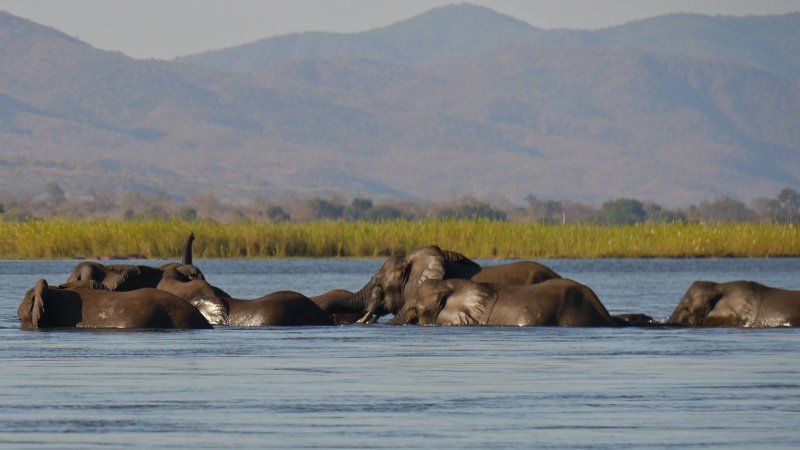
[0,219,797,260]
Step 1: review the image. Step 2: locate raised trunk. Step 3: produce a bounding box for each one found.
[182,233,195,266]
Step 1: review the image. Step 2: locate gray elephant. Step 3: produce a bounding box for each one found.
[668,280,800,327]
[66,233,230,301]
[320,246,561,323]
[389,278,621,327]
[18,279,212,329]
[188,291,334,326]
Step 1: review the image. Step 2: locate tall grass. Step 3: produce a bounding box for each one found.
[0,219,797,259]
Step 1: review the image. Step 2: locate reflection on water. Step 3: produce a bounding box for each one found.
[1,258,799,449]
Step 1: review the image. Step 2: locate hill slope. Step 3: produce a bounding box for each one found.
[1,7,799,206]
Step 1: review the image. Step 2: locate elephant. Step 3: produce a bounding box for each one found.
[18,279,213,329]
[320,245,561,323]
[188,291,334,326]
[668,280,800,327]
[66,233,230,300]
[388,278,621,327]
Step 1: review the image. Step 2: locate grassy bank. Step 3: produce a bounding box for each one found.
[0,219,797,259]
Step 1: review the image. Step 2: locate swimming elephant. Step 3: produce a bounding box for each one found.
[66,233,230,300]
[320,246,561,323]
[668,280,800,327]
[389,278,621,327]
[188,291,334,326]
[18,279,213,329]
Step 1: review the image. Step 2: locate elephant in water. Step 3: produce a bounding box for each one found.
[18,279,212,329]
[389,278,625,327]
[188,291,334,326]
[66,233,230,301]
[668,280,800,327]
[320,246,561,323]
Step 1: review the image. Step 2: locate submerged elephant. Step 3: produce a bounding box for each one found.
[321,246,561,323]
[18,279,212,329]
[389,278,625,327]
[188,291,334,326]
[66,233,230,300]
[668,280,800,327]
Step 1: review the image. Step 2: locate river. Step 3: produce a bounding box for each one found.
[1,258,798,449]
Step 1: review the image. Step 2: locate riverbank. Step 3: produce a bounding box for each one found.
[0,219,796,259]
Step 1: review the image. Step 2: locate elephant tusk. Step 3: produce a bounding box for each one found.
[356,312,374,324]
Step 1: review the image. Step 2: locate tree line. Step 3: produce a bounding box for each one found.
[1,184,798,225]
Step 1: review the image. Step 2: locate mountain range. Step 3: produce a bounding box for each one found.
[1,4,799,206]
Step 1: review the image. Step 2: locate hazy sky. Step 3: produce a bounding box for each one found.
[2,0,798,59]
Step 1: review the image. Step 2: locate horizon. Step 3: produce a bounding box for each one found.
[0,0,798,60]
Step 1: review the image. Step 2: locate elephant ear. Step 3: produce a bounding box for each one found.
[30,279,49,328]
[406,246,446,285]
[187,296,229,326]
[436,280,497,325]
[706,282,761,327]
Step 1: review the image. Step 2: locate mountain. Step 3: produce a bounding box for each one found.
[1,6,799,206]
[180,6,800,80]
[179,4,545,72]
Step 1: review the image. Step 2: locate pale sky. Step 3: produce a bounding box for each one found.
[1,0,799,60]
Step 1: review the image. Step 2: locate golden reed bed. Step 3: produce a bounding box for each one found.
[0,219,797,259]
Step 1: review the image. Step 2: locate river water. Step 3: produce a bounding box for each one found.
[0,258,798,449]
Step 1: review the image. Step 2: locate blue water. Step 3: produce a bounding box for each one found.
[1,258,799,449]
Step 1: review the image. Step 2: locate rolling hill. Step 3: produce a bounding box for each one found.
[1,5,799,206]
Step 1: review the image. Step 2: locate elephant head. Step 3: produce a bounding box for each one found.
[318,246,479,323]
[64,233,209,292]
[390,279,496,325]
[668,281,721,326]
[667,281,764,327]
[161,232,205,280]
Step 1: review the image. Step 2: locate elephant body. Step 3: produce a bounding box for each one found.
[668,280,800,327]
[325,246,561,323]
[188,291,334,326]
[18,279,212,329]
[390,278,620,327]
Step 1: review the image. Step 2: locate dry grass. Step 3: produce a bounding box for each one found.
[0,219,797,259]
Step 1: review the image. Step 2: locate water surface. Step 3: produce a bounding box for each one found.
[1,258,798,449]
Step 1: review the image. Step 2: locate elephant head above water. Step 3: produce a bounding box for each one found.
[320,246,561,323]
[65,233,229,300]
[668,280,800,327]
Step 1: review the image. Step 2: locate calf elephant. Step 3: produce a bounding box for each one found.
[389,278,621,327]
[66,233,230,300]
[668,280,800,327]
[18,279,212,329]
[321,246,561,323]
[188,291,334,326]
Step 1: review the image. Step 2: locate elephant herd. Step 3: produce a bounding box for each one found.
[17,234,800,330]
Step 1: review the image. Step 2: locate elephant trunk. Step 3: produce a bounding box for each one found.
[182,233,195,266]
[318,281,373,321]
